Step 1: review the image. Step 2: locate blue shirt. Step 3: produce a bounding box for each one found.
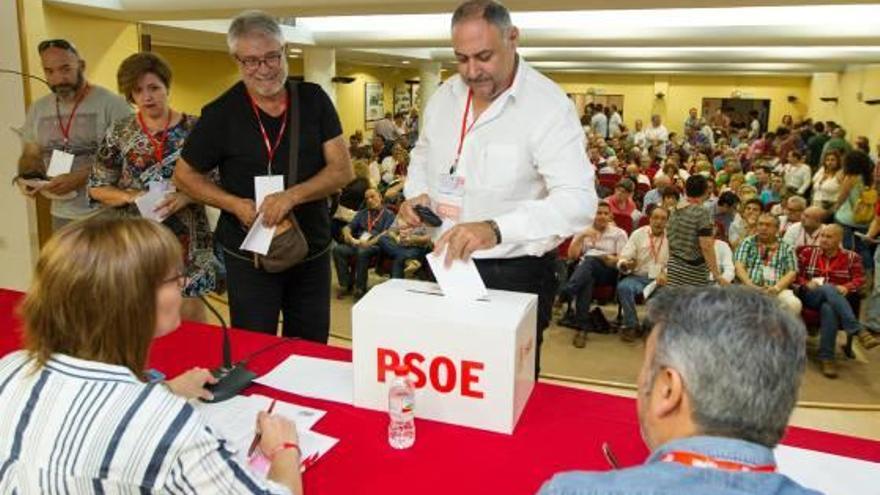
[537,436,821,495]
[349,207,395,238]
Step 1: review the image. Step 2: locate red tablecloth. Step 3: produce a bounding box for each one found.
[1,288,878,494]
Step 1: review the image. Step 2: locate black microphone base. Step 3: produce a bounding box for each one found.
[201,364,257,403]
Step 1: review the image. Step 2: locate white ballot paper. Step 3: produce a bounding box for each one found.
[135,181,172,222]
[255,355,354,405]
[255,175,285,209]
[426,247,489,301]
[194,394,337,472]
[18,178,76,200]
[46,149,75,177]
[642,280,658,300]
[775,444,880,495]
[240,213,276,256]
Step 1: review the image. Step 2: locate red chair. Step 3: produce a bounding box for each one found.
[637,215,650,229]
[597,173,621,191]
[612,213,634,234]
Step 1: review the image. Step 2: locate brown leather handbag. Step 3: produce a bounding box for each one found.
[254,81,309,273]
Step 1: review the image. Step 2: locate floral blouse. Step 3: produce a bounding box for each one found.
[91,113,220,297]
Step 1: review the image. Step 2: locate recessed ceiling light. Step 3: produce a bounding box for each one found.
[402,60,410,64]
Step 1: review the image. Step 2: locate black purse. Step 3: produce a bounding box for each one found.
[254,82,309,273]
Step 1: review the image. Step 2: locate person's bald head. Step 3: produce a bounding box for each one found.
[802,206,825,231]
[653,175,672,189]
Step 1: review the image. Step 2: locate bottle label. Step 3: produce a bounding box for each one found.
[401,396,414,414]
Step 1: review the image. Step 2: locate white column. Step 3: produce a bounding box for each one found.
[0,0,39,290]
[418,62,442,117]
[303,47,336,103]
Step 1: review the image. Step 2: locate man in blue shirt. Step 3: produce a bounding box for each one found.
[332,188,395,299]
[538,286,820,495]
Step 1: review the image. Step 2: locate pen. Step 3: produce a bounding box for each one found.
[601,441,620,470]
[248,399,277,457]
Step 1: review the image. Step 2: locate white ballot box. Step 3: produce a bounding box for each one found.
[352,279,536,434]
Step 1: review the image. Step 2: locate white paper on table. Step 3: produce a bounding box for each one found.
[135,182,172,222]
[193,395,337,473]
[239,213,277,255]
[46,149,75,177]
[254,175,285,209]
[425,247,489,301]
[255,355,354,405]
[642,280,658,300]
[775,444,880,495]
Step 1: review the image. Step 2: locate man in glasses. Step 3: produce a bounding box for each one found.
[174,11,353,342]
[15,39,131,231]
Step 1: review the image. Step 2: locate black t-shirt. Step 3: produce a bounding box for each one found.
[182,80,342,255]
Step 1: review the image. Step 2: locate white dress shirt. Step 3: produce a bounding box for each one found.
[644,124,669,144]
[782,222,821,250]
[405,57,595,259]
[609,112,623,137]
[784,163,812,196]
[618,225,669,278]
[710,239,736,283]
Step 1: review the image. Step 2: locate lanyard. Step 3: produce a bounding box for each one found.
[660,451,776,473]
[55,83,90,148]
[247,90,289,174]
[449,89,476,175]
[137,110,172,163]
[816,252,836,279]
[366,209,384,233]
[758,243,778,266]
[648,233,664,263]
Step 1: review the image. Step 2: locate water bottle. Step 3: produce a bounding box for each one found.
[388,364,416,449]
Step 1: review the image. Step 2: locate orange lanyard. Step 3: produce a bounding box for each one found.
[648,233,664,263]
[758,243,778,267]
[248,90,289,174]
[55,83,90,149]
[661,451,776,473]
[137,110,172,163]
[366,209,384,233]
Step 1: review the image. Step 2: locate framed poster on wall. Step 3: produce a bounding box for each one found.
[365,82,384,123]
[393,85,412,115]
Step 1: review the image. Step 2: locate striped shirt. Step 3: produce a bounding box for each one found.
[733,236,798,287]
[0,351,289,494]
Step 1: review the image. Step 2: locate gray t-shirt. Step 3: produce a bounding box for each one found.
[22,85,131,219]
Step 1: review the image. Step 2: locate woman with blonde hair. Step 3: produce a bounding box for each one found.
[0,217,301,494]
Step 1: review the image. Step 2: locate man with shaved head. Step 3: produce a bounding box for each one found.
[782,206,825,252]
[796,224,879,378]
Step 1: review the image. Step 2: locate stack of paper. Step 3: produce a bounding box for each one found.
[195,393,338,473]
[255,355,354,405]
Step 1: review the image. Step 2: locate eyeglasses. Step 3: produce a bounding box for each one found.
[234,52,283,71]
[162,270,187,289]
[38,39,79,56]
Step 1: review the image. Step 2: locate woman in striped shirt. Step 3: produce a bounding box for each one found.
[0,217,301,494]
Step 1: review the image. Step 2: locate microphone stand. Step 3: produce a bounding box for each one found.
[198,295,257,403]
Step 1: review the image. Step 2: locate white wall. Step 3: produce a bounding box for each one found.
[0,1,39,291]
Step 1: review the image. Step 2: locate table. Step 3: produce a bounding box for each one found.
[1,289,877,494]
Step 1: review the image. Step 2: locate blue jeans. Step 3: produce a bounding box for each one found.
[801,284,861,360]
[864,246,880,331]
[617,275,652,329]
[377,236,428,278]
[839,223,875,272]
[560,256,618,326]
[332,242,380,292]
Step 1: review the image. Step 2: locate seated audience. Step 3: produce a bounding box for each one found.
[778,195,806,234]
[811,150,842,210]
[332,188,394,299]
[559,203,628,347]
[539,286,817,495]
[642,175,671,213]
[606,178,639,221]
[728,198,762,249]
[783,150,811,196]
[734,214,801,315]
[0,217,301,494]
[783,205,825,252]
[377,217,431,279]
[796,224,878,378]
[713,191,741,240]
[616,206,669,342]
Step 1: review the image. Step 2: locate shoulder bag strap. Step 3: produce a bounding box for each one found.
[287,81,301,187]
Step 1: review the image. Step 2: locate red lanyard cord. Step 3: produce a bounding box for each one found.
[247,90,289,174]
[55,83,91,148]
[137,109,172,163]
[449,89,475,175]
[661,451,776,473]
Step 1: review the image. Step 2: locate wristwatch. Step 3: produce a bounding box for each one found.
[485,219,502,245]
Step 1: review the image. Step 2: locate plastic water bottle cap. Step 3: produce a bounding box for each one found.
[393,365,409,376]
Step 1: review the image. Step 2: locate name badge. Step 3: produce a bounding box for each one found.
[436,173,466,223]
[762,266,777,284]
[254,175,285,209]
[47,149,75,177]
[648,265,661,279]
[359,232,372,242]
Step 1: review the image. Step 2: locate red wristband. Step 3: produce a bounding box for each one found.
[269,442,301,460]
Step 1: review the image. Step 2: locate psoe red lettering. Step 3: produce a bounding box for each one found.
[376,348,484,399]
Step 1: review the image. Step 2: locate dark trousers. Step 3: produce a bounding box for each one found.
[332,243,380,292]
[801,284,861,360]
[474,253,557,378]
[224,246,331,342]
[560,256,619,326]
[377,236,428,278]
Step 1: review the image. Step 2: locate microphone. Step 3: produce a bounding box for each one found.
[0,68,51,89]
[198,295,257,403]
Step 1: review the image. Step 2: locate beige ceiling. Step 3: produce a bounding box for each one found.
[48,0,880,75]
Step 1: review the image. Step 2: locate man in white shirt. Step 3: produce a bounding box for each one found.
[617,206,669,342]
[400,0,595,374]
[608,105,623,137]
[782,205,825,251]
[783,151,812,196]
[644,115,669,156]
[591,105,609,139]
[629,119,647,149]
[559,203,627,347]
[777,195,806,234]
[683,107,699,133]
